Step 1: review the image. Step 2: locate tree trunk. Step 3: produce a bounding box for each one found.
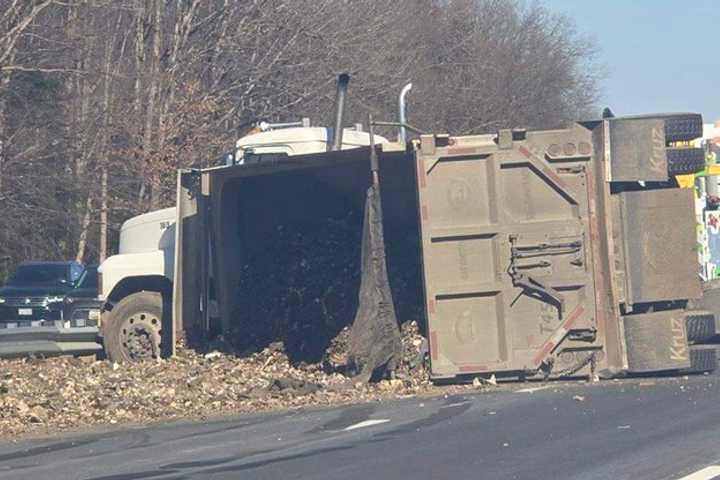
[134,0,148,207]
[75,193,92,262]
[98,11,125,262]
[146,0,163,211]
[100,165,108,262]
[0,75,7,197]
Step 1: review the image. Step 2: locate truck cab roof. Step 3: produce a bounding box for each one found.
[235,127,388,161]
[119,207,176,255]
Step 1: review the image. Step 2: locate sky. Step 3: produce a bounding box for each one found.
[545,0,719,122]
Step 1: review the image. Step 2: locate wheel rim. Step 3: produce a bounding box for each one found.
[119,311,161,361]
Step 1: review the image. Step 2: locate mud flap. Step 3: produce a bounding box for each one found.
[346,184,402,381]
[624,310,691,373]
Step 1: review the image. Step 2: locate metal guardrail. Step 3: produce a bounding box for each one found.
[0,324,101,358]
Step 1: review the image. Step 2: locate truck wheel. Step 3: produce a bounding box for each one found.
[102,292,165,363]
[684,310,717,343]
[662,113,704,143]
[666,148,705,176]
[624,311,693,373]
[613,113,703,143]
[688,283,720,342]
[679,345,718,374]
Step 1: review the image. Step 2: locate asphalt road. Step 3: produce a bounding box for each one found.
[2,376,720,480]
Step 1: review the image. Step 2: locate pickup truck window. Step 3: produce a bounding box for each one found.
[76,266,98,289]
[7,264,69,286]
[71,263,84,283]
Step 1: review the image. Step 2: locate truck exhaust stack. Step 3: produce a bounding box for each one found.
[398,83,412,143]
[330,73,350,151]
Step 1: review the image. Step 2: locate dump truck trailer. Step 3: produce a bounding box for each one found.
[169,112,719,381]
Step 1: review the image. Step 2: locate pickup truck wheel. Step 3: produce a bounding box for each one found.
[102,292,164,363]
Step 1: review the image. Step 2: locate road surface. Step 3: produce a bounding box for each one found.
[1,375,720,480]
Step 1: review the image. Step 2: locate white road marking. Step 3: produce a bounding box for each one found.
[676,466,720,480]
[343,419,390,431]
[516,385,551,394]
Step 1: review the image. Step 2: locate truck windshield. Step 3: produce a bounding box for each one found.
[6,264,70,286]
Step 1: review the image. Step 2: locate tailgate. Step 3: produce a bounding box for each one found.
[414,129,600,379]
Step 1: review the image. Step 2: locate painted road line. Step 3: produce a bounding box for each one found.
[516,385,551,394]
[343,419,391,431]
[676,466,720,480]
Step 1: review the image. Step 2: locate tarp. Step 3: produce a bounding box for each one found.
[346,184,402,381]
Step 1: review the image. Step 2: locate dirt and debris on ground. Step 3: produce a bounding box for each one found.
[0,321,478,438]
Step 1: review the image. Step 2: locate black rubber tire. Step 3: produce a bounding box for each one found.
[102,291,166,363]
[684,310,717,343]
[688,284,720,340]
[662,113,704,143]
[666,147,705,176]
[611,113,703,143]
[679,345,718,374]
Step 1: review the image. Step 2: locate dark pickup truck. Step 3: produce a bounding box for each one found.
[0,261,102,358]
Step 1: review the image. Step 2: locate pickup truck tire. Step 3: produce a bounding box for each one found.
[102,291,164,363]
[685,310,718,343]
[679,345,718,374]
[666,147,706,176]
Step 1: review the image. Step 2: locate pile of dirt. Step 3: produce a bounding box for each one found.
[231,212,363,363]
[0,323,442,438]
[323,321,426,375]
[228,206,424,368]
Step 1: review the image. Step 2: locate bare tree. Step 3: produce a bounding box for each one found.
[0,0,601,271]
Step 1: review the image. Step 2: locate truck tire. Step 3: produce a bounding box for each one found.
[679,345,718,374]
[662,113,704,143]
[102,291,165,363]
[624,311,693,373]
[684,310,717,343]
[612,113,703,143]
[666,148,705,176]
[688,283,720,340]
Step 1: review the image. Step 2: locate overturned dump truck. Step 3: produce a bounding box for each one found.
[171,111,719,381]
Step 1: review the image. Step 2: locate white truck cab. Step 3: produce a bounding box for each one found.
[235,125,381,163]
[98,207,176,302]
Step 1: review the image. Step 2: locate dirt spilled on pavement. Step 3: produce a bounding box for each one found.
[0,321,480,438]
